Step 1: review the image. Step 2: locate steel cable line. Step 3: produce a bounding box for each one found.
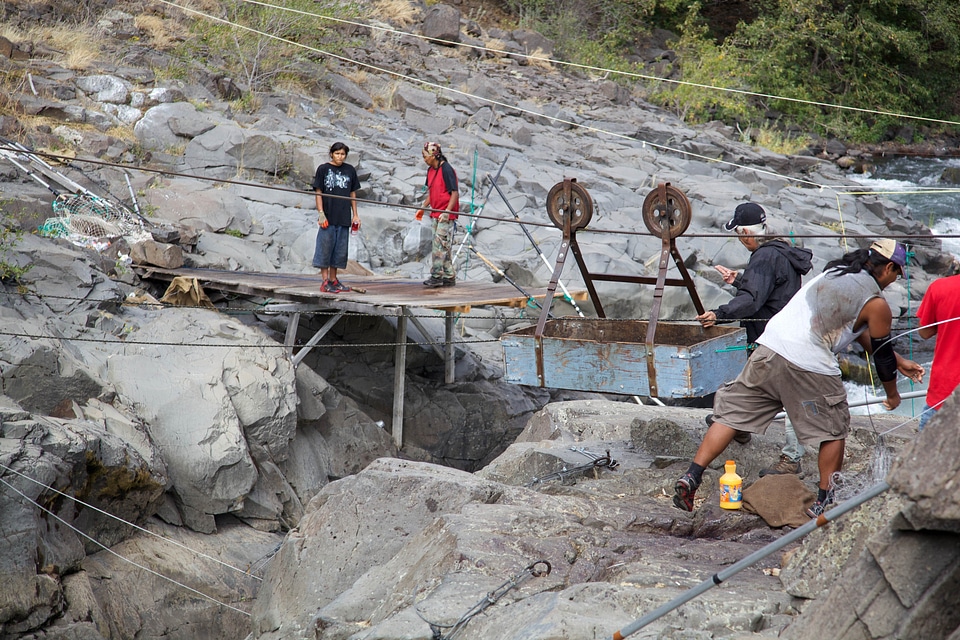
[0,473,254,616]
[152,0,848,191]
[6,141,960,224]
[0,461,267,582]
[7,142,960,242]
[0,329,502,350]
[228,0,960,129]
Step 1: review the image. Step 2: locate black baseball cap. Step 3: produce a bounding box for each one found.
[723,202,766,231]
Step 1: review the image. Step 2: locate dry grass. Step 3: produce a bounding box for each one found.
[62,44,99,70]
[371,0,420,28]
[134,15,185,51]
[2,23,102,70]
[527,47,552,70]
[105,125,137,142]
[371,79,400,109]
[344,68,368,85]
[753,127,812,155]
[273,75,313,97]
[483,37,508,57]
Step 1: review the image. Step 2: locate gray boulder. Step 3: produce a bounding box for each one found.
[421,4,460,44]
[134,102,225,151]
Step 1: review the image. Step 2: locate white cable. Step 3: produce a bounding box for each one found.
[0,461,263,581]
[0,474,253,616]
[229,0,960,129]
[154,0,839,191]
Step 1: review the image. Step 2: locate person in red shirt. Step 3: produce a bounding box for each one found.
[917,273,960,429]
[419,141,459,288]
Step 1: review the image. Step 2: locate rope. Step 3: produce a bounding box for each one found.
[0,473,253,616]
[152,0,852,192]
[0,462,266,580]
[224,0,960,129]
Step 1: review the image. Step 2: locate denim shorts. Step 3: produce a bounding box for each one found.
[312,224,349,269]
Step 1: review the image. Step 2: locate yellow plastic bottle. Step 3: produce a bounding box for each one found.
[719,460,742,510]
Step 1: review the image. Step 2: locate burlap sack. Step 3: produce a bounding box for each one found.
[742,473,817,528]
[159,276,214,308]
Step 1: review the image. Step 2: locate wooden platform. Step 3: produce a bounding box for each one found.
[136,266,586,448]
[136,266,573,314]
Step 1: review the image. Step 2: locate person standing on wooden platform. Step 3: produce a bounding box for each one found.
[313,141,360,293]
[419,141,459,288]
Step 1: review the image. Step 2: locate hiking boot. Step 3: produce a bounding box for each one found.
[320,279,338,293]
[423,277,445,288]
[805,496,833,518]
[759,455,802,477]
[441,277,456,287]
[672,472,701,512]
[331,280,352,292]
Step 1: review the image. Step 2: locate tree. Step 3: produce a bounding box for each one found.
[729,0,960,139]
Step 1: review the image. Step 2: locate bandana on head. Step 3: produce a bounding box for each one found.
[423,141,441,158]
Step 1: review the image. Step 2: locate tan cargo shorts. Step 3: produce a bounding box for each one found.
[712,345,849,446]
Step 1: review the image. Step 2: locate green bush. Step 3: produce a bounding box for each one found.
[663,0,960,140]
[0,209,31,283]
[504,0,960,142]
[177,0,361,92]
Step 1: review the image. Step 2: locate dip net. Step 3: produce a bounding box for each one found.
[42,193,150,243]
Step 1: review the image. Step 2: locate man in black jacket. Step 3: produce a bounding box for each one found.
[697,203,813,344]
[698,202,813,468]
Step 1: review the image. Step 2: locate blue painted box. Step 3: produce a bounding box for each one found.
[501,319,748,398]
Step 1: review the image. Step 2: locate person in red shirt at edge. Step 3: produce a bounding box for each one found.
[917,273,960,429]
[418,141,459,288]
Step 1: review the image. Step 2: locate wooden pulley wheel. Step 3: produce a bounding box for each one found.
[641,183,692,239]
[546,180,593,230]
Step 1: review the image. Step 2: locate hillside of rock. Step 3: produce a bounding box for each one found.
[1,1,958,639]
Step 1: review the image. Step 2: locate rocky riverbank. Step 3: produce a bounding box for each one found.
[2,1,960,639]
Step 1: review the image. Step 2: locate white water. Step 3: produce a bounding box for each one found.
[851,155,960,259]
[841,156,959,423]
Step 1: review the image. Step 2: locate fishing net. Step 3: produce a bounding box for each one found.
[47,193,150,242]
[830,437,893,503]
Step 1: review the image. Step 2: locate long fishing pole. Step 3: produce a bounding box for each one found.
[487,175,586,317]
[452,155,509,264]
[609,481,891,639]
[469,246,551,317]
[890,316,960,344]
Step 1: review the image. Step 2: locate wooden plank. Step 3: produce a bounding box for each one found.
[135,266,575,312]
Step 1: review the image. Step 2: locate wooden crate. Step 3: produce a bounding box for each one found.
[501,318,748,398]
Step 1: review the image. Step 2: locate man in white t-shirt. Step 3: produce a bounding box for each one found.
[673,240,924,517]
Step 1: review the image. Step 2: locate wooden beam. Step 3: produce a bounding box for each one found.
[392,309,408,448]
[444,310,455,384]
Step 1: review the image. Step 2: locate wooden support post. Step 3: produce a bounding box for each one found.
[392,309,408,448]
[291,311,345,368]
[444,310,455,384]
[284,312,300,360]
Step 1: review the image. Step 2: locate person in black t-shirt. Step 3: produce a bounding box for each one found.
[312,141,360,293]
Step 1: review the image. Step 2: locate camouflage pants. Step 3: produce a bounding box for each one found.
[430,217,456,279]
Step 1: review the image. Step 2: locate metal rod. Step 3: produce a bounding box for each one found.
[125,172,145,219]
[771,389,927,420]
[452,155,509,263]
[610,481,891,639]
[393,309,408,448]
[469,246,548,315]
